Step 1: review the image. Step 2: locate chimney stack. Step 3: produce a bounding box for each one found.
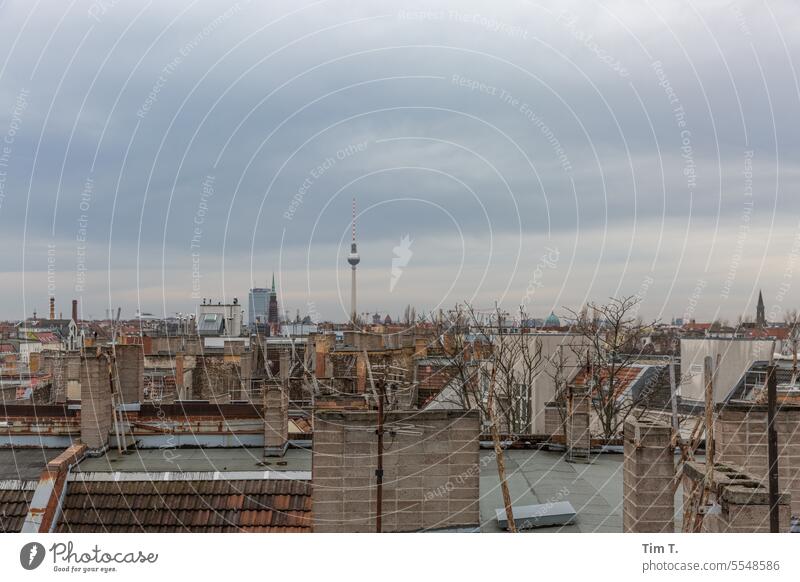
[79,353,113,453]
[49,297,55,320]
[72,299,78,323]
[279,348,290,382]
[113,344,144,404]
[264,382,288,457]
[264,349,290,457]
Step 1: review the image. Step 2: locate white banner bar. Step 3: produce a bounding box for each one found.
[3,533,798,581]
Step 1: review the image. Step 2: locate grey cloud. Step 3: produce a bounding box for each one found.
[0,0,798,320]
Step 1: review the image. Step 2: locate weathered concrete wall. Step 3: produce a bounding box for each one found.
[680,338,773,403]
[623,419,674,533]
[313,409,480,532]
[716,402,800,517]
[528,334,587,434]
[79,355,112,452]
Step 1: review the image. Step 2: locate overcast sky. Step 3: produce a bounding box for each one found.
[0,0,798,323]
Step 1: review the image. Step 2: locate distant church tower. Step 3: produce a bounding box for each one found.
[756,290,766,327]
[268,273,280,334]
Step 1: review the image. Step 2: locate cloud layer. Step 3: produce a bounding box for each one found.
[0,0,798,323]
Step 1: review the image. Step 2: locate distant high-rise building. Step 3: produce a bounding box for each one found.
[249,274,279,334]
[248,287,269,329]
[756,290,766,327]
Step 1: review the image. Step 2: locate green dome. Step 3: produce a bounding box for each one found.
[544,312,560,327]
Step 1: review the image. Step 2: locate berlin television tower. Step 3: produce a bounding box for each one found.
[347,197,360,325]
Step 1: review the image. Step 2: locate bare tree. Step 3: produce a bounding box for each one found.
[402,304,417,326]
[429,304,543,433]
[474,305,543,532]
[425,302,544,532]
[566,295,658,441]
[478,309,543,434]
[425,303,480,411]
[543,344,572,444]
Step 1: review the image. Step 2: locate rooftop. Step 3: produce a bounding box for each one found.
[0,480,36,532]
[57,476,312,533]
[2,444,691,533]
[76,446,312,474]
[0,446,62,480]
[478,449,683,533]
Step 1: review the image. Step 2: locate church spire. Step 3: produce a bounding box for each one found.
[757,289,766,327]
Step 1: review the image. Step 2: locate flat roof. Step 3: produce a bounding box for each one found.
[479,449,683,533]
[75,446,312,474]
[0,447,62,480]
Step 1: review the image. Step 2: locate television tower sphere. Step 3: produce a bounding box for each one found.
[348,242,360,266]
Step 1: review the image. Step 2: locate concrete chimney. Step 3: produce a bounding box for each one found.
[312,409,480,532]
[623,418,674,532]
[264,382,288,457]
[72,299,78,323]
[566,384,591,463]
[79,354,113,453]
[113,344,144,404]
[279,348,290,382]
[49,297,55,320]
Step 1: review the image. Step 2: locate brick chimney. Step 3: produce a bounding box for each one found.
[49,297,55,320]
[79,353,113,453]
[71,299,78,323]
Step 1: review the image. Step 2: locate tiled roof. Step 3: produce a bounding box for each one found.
[572,365,645,398]
[56,477,312,533]
[683,322,712,331]
[744,327,792,340]
[0,481,36,533]
[34,332,60,344]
